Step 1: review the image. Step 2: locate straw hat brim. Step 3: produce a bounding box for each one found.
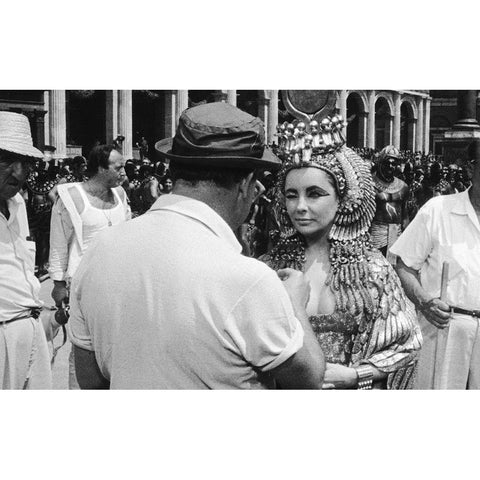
[0,140,44,160]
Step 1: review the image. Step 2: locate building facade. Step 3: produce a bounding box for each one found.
[0,89,432,159]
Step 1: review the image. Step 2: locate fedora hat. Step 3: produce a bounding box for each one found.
[155,102,280,170]
[0,111,43,159]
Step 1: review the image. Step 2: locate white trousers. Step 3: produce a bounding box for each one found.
[0,316,52,389]
[414,313,480,389]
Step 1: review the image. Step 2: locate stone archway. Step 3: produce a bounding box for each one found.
[400,101,416,151]
[346,92,367,147]
[374,96,392,150]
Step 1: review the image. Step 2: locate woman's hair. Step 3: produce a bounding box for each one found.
[87,145,115,176]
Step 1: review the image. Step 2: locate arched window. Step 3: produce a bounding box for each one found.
[400,101,415,151]
[375,97,392,150]
[346,92,366,147]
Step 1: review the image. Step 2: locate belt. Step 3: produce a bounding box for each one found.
[450,306,480,318]
[0,308,41,325]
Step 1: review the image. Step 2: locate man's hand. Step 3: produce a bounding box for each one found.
[322,363,358,389]
[52,281,69,307]
[277,268,310,310]
[419,297,451,329]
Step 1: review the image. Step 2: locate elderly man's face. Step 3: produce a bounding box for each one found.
[0,152,33,200]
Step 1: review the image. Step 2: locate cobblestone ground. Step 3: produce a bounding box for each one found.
[39,277,70,390]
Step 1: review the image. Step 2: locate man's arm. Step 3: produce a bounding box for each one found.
[74,345,110,389]
[395,257,450,329]
[49,198,74,305]
[269,269,325,389]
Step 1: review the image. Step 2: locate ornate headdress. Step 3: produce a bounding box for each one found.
[268,105,376,316]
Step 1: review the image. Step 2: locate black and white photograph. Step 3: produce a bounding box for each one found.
[1,88,478,391]
[2,2,480,479]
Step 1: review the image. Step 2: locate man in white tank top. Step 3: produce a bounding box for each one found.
[49,145,131,387]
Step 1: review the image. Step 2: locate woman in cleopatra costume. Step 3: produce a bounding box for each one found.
[262,114,422,389]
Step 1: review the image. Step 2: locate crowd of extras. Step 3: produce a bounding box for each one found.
[22,146,470,279]
[23,152,173,278]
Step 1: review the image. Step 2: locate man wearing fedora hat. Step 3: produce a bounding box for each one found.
[0,111,52,389]
[69,102,325,389]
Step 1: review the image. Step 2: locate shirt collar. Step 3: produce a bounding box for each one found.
[451,187,480,233]
[1,193,22,225]
[451,187,472,215]
[150,194,242,253]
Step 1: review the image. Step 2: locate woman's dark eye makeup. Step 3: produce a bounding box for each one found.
[285,185,329,198]
[306,186,329,197]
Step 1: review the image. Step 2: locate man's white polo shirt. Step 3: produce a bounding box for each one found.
[390,188,480,309]
[69,194,304,389]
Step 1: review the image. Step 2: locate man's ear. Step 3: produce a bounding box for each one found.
[238,171,256,199]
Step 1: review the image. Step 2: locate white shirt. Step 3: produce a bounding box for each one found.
[69,194,304,389]
[390,189,480,310]
[0,194,42,322]
[49,183,130,281]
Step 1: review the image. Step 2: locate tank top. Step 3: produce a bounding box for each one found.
[76,184,126,253]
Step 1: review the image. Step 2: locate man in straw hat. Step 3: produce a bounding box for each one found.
[391,140,480,389]
[0,111,52,389]
[69,102,325,389]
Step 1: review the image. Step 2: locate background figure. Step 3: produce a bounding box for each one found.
[0,112,52,389]
[69,103,326,390]
[49,144,131,389]
[137,136,149,161]
[264,121,421,389]
[391,140,480,389]
[26,151,61,277]
[370,145,409,264]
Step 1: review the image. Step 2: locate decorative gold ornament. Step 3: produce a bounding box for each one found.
[269,115,377,317]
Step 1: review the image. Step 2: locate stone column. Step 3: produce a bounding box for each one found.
[339,90,348,139]
[44,90,50,146]
[267,89,279,145]
[48,90,67,158]
[424,97,431,153]
[416,97,424,153]
[455,90,480,128]
[176,90,189,126]
[227,90,237,106]
[367,90,376,149]
[105,90,118,144]
[339,90,348,120]
[411,120,417,152]
[359,112,368,147]
[118,90,132,158]
[392,92,401,149]
[442,90,480,163]
[162,91,176,138]
[257,97,270,140]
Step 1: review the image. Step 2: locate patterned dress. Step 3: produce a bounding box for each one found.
[262,249,422,389]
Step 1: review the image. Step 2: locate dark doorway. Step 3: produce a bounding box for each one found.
[66,90,106,158]
[375,97,392,150]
